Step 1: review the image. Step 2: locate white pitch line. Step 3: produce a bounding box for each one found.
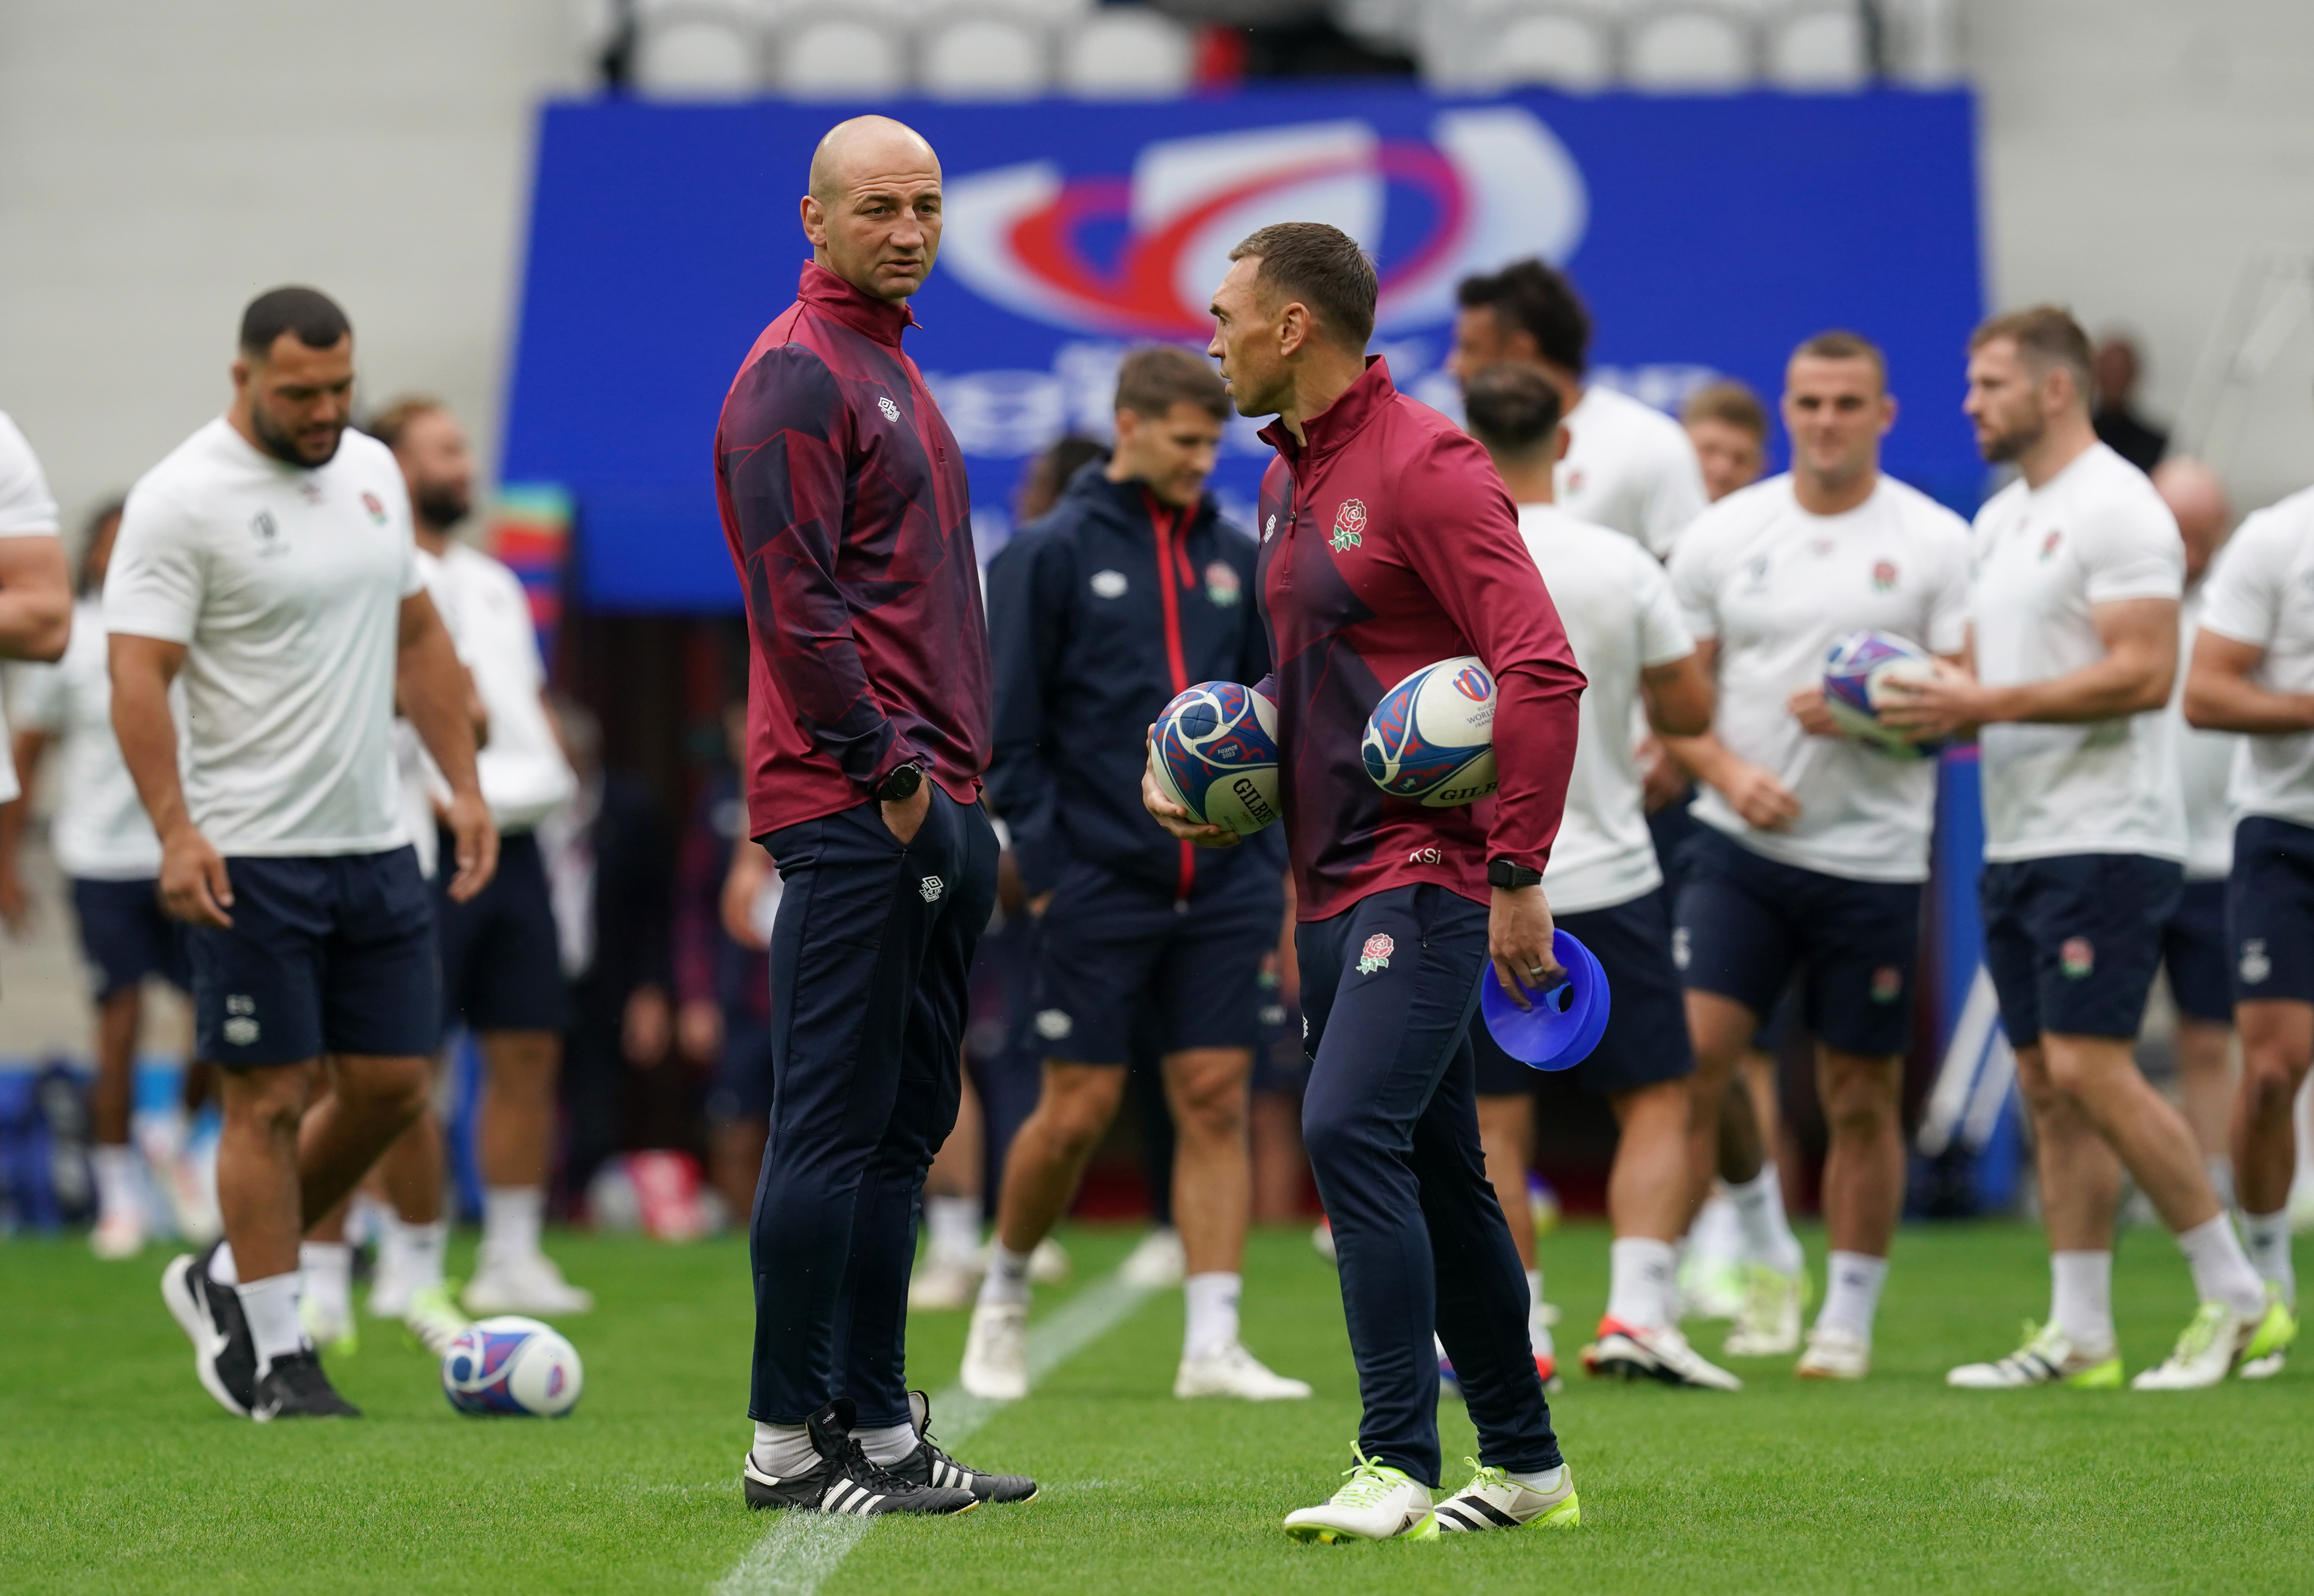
[712,1269,1155,1596]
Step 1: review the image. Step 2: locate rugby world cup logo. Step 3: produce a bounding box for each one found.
[1451,666,1491,702]
[941,110,1587,341]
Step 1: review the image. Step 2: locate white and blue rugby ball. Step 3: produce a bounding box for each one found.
[1361,656,1499,807]
[1821,630,1943,760]
[1149,680,1281,834]
[441,1315,584,1417]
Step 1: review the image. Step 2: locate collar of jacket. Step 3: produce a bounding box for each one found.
[795,259,920,349]
[1060,460,1215,528]
[1258,355,1395,470]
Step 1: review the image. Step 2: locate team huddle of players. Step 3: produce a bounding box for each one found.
[959,256,2304,1409]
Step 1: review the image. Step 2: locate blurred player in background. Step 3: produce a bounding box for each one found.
[0,484,170,1257]
[2150,458,2239,1201]
[1164,223,1585,1540]
[371,398,585,1320]
[1462,364,1728,1391]
[1682,381,1771,508]
[1673,377,1784,1316]
[125,287,493,1420]
[718,116,1028,1517]
[1894,307,2285,1390]
[965,345,1306,1404]
[2183,471,2314,1372]
[1447,259,1707,560]
[1664,332,1971,1380]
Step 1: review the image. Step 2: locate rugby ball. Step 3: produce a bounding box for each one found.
[441,1316,584,1417]
[1821,630,1943,760]
[1148,680,1281,834]
[1361,656,1498,807]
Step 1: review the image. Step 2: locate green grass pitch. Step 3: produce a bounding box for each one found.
[1,1220,2305,1594]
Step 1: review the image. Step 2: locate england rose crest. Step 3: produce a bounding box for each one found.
[1357,933,1394,975]
[1330,498,1367,552]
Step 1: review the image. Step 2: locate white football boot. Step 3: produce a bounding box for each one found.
[1027,1237,1071,1285]
[1946,1321,2121,1389]
[90,1209,145,1261]
[1723,1262,1806,1357]
[907,1255,980,1312]
[2131,1298,2296,1390]
[463,1249,594,1316]
[1794,1324,1870,1381]
[1282,1447,1437,1543]
[404,1283,472,1357]
[1119,1227,1186,1289]
[959,1300,1029,1400]
[1583,1319,1743,1390]
[1432,1458,1579,1533]
[1174,1341,1312,1401]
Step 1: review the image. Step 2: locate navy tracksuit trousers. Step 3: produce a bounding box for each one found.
[1298,884,1562,1486]
[749,790,998,1428]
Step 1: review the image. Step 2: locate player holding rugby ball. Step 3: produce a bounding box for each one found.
[1147,222,1588,1542]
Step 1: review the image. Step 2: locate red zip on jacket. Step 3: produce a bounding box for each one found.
[1252,358,1586,922]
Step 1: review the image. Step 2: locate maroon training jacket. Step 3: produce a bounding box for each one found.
[714,262,991,841]
[1253,357,1586,922]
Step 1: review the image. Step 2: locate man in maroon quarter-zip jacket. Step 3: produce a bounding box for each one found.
[714,115,1031,1521]
[1148,223,1589,1542]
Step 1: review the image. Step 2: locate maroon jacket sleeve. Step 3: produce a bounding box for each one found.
[1396,432,1586,871]
[718,343,919,790]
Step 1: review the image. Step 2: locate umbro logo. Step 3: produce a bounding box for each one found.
[1035,1009,1073,1040]
[919,876,944,903]
[877,396,901,423]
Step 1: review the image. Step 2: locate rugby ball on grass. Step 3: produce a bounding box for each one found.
[1362,656,1498,807]
[442,1316,583,1417]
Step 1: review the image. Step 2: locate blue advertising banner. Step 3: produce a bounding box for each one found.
[502,88,1983,610]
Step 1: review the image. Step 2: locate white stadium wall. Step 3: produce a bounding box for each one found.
[0,0,580,536]
[1966,0,2314,516]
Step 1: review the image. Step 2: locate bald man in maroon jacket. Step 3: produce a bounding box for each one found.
[714,116,1032,1519]
[1149,224,1588,1540]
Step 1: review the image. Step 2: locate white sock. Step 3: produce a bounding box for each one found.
[209,1241,239,1286]
[482,1186,546,1266]
[2177,1212,2267,1317]
[1817,1251,1888,1341]
[2240,1208,2295,1307]
[925,1196,980,1266]
[2206,1156,2236,1213]
[978,1243,1033,1308]
[1183,1271,1242,1361]
[2049,1250,2114,1352]
[1726,1164,1805,1275]
[91,1144,138,1223]
[1524,1268,1550,1355]
[403,1218,449,1293]
[299,1241,353,1325]
[856,1421,916,1465]
[1690,1191,1741,1263]
[138,1106,188,1164]
[1606,1237,1677,1330]
[238,1271,308,1379]
[1508,1463,1566,1494]
[751,1420,819,1478]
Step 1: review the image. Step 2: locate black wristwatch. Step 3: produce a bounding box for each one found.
[875,762,925,804]
[1487,859,1544,890]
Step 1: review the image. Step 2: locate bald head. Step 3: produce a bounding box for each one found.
[2154,456,2230,583]
[801,116,944,303]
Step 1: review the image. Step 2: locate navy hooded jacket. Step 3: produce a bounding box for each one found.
[986,462,1278,901]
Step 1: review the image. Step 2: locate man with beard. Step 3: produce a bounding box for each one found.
[366,398,583,1324]
[1890,306,2286,1390]
[118,288,494,1420]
